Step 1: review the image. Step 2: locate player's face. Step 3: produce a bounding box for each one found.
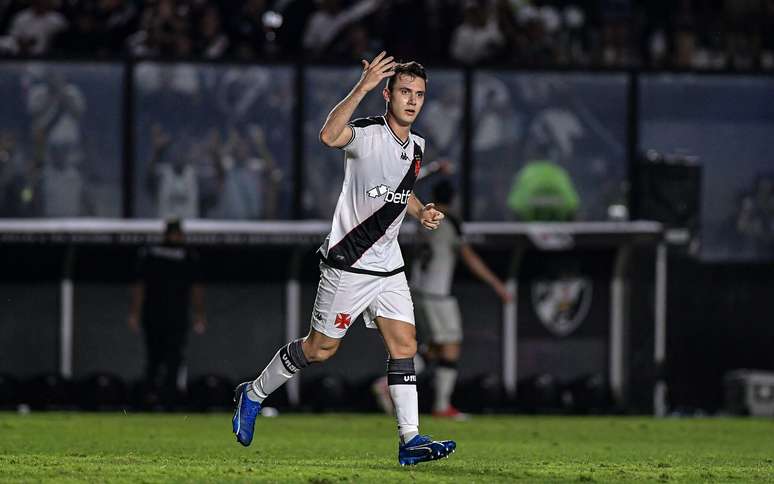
[384,73,426,126]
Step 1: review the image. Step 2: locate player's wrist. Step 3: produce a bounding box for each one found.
[352,81,371,95]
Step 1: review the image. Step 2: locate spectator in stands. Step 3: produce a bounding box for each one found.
[208,128,264,220]
[4,0,68,56]
[129,219,206,409]
[128,0,187,58]
[449,0,505,65]
[0,129,40,217]
[231,0,265,60]
[196,5,229,59]
[302,0,379,59]
[737,177,774,243]
[26,67,93,216]
[145,124,200,220]
[340,23,379,62]
[83,0,139,57]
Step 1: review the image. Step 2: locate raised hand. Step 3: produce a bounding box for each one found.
[356,51,397,93]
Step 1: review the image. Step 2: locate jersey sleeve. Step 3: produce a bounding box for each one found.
[340,123,363,158]
[341,117,380,158]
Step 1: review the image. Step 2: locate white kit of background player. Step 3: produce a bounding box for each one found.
[232,52,456,466]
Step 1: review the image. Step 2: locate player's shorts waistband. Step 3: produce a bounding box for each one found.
[318,251,405,277]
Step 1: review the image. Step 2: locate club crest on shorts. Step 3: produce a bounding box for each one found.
[531,275,592,337]
[334,312,352,330]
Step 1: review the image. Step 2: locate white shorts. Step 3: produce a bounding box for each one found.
[310,262,415,339]
[412,291,463,345]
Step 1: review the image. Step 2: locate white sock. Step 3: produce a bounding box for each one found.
[433,366,458,412]
[389,384,419,444]
[246,339,309,403]
[387,358,419,444]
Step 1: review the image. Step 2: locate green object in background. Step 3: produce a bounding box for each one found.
[508,160,580,221]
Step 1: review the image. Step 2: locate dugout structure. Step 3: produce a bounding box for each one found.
[0,219,666,414]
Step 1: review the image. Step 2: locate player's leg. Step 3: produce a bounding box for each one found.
[433,342,463,417]
[368,274,456,465]
[248,327,340,403]
[233,328,341,446]
[375,316,419,442]
[160,327,187,408]
[233,263,369,446]
[425,297,466,418]
[375,316,456,465]
[142,321,163,405]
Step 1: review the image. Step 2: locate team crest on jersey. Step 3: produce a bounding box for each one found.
[414,157,421,177]
[366,185,412,204]
[531,275,592,337]
[334,313,352,330]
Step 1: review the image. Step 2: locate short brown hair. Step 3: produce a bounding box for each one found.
[386,61,427,93]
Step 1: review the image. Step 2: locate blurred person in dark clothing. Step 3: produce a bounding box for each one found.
[302,0,379,60]
[195,5,229,59]
[129,219,207,408]
[449,0,505,65]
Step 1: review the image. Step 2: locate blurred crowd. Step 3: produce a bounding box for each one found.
[0,0,773,70]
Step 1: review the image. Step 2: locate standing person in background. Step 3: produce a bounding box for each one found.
[411,179,511,418]
[129,219,207,409]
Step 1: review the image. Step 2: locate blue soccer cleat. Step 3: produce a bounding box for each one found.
[232,381,261,446]
[398,434,457,466]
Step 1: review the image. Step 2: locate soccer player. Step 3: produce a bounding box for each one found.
[232,52,456,466]
[412,180,512,419]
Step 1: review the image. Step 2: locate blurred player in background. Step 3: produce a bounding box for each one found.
[373,179,512,419]
[413,180,511,418]
[129,219,207,408]
[232,52,457,466]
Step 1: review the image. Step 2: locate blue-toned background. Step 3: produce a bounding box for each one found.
[133,62,295,220]
[640,75,774,261]
[0,62,123,217]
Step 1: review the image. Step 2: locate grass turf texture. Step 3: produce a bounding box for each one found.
[1,413,773,483]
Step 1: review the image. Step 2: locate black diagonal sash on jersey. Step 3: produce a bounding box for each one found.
[327,143,423,269]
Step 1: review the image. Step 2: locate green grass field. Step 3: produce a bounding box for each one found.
[1,412,773,483]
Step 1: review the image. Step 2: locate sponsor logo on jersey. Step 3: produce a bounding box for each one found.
[401,152,409,160]
[334,312,352,330]
[366,185,412,205]
[313,310,324,323]
[531,275,592,337]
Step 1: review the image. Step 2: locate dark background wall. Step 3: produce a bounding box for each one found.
[2,243,772,413]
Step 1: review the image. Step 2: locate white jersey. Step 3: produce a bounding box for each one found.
[411,214,463,296]
[319,116,425,276]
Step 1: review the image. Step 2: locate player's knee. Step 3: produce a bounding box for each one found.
[391,338,417,359]
[305,340,340,363]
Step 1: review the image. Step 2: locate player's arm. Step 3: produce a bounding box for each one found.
[128,282,144,333]
[408,193,444,230]
[459,243,512,303]
[191,284,206,335]
[319,51,396,148]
